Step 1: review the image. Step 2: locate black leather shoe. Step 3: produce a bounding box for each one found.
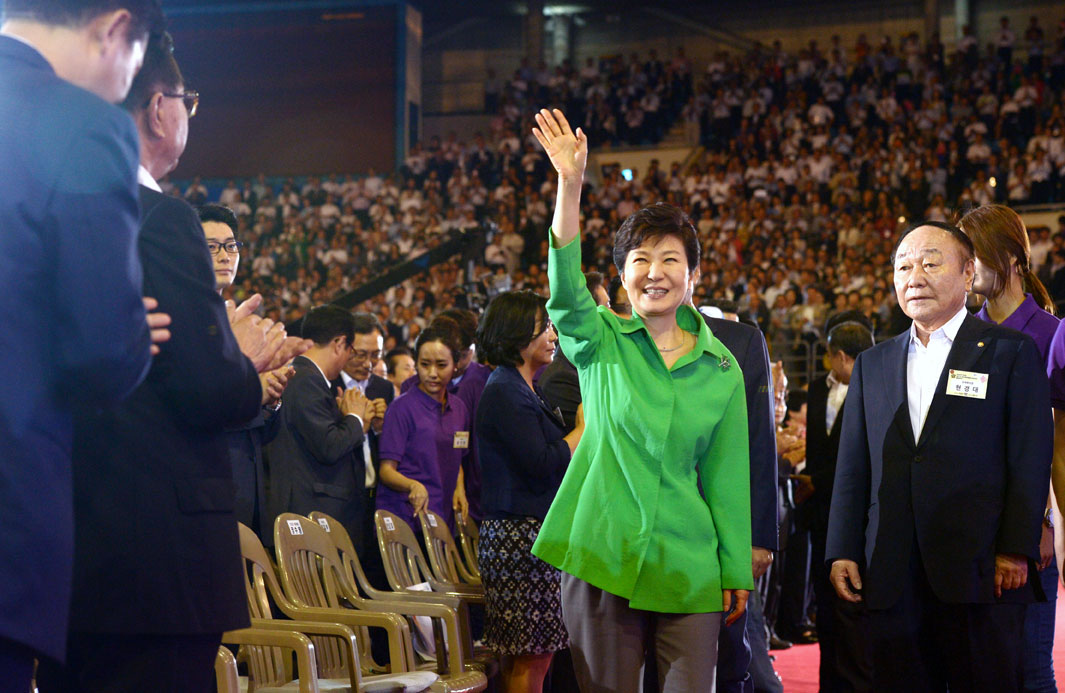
[768,634,793,650]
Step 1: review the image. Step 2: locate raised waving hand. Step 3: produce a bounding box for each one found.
[532,108,587,247]
[532,108,588,182]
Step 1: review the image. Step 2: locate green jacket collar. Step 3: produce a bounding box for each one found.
[607,304,730,367]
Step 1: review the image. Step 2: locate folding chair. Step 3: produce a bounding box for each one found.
[238,523,438,692]
[278,513,487,693]
[418,511,481,588]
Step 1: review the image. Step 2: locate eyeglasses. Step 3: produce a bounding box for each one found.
[351,349,383,363]
[206,240,243,255]
[162,90,199,118]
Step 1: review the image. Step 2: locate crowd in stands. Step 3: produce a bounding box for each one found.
[167,15,1065,386]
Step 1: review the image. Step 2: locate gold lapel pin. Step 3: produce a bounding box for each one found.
[977,341,985,347]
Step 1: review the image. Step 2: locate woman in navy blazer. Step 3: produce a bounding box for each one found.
[475,290,585,693]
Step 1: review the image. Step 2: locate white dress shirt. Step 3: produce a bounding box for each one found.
[137,165,162,192]
[340,370,376,488]
[906,305,968,441]
[825,371,849,433]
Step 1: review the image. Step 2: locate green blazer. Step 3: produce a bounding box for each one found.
[532,237,754,613]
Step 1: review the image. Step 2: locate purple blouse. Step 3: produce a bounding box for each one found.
[376,385,470,532]
[977,294,1063,406]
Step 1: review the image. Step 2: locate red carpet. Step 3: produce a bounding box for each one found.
[774,583,1065,691]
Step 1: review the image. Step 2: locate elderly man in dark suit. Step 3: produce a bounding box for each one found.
[827,221,1053,692]
[267,305,377,547]
[38,33,276,692]
[333,313,393,567]
[0,0,164,684]
[800,317,874,692]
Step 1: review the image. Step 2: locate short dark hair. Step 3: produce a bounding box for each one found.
[3,0,165,39]
[351,312,384,337]
[612,203,700,273]
[824,309,873,335]
[301,305,355,346]
[384,346,413,375]
[434,308,478,348]
[891,219,975,265]
[585,271,606,297]
[198,203,238,235]
[705,298,738,314]
[476,290,548,368]
[827,321,875,360]
[607,275,630,315]
[120,30,181,114]
[417,317,465,364]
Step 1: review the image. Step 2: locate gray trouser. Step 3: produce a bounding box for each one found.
[561,573,722,692]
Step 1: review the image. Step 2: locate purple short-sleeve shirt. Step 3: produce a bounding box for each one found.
[977,294,1063,406]
[376,386,471,532]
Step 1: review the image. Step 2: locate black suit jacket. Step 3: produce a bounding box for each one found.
[227,408,282,537]
[805,375,844,534]
[539,349,582,433]
[70,186,262,634]
[266,356,366,541]
[826,314,1053,608]
[0,37,153,661]
[704,317,780,551]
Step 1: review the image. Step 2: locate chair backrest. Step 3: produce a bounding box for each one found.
[374,509,438,591]
[215,647,239,693]
[418,511,480,586]
[273,513,367,679]
[237,523,296,687]
[308,511,383,601]
[456,515,481,579]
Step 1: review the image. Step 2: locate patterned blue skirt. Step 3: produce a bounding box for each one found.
[479,517,569,656]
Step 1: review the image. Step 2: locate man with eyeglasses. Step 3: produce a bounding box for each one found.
[333,314,393,585]
[199,203,310,542]
[39,33,273,692]
[265,305,377,550]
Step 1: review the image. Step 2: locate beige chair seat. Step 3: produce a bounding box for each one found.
[241,670,439,693]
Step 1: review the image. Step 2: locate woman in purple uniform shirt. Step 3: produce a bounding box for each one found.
[377,320,471,534]
[960,204,1058,693]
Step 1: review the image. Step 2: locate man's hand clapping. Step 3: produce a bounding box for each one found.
[337,386,375,433]
[260,365,294,407]
[226,294,286,373]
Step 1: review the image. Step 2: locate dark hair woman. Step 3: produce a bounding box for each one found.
[377,320,471,533]
[474,290,584,692]
[530,109,752,691]
[959,203,1060,690]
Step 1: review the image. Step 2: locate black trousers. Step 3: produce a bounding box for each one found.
[868,548,1025,693]
[0,637,36,693]
[811,529,873,692]
[37,632,221,693]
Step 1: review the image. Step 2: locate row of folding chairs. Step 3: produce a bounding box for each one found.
[213,509,492,693]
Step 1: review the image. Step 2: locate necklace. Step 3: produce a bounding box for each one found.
[657,332,687,352]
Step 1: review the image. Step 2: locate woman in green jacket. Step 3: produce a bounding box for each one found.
[530,108,753,692]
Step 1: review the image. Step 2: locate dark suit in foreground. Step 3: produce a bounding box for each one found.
[826,314,1052,691]
[703,316,780,693]
[0,36,152,666]
[227,408,282,539]
[53,187,261,688]
[806,376,871,692]
[267,355,366,544]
